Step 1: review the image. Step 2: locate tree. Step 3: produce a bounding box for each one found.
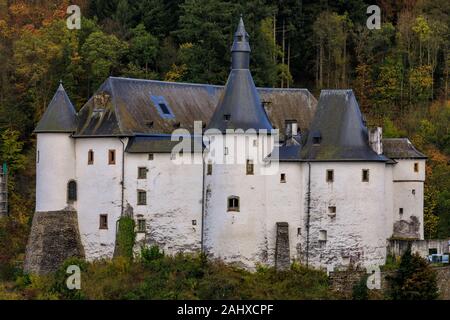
[81,31,127,89]
[388,248,439,300]
[128,24,158,76]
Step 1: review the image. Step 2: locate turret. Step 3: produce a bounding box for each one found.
[35,82,78,212]
[204,17,275,269]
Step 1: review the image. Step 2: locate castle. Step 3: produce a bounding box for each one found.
[25,18,430,273]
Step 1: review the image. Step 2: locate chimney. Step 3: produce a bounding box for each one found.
[369,127,383,155]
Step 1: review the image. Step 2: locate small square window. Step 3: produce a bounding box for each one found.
[227,196,240,212]
[328,206,336,216]
[207,162,212,175]
[412,189,416,195]
[362,169,369,182]
[280,173,286,183]
[224,114,231,121]
[399,208,404,215]
[319,230,327,241]
[246,159,254,175]
[326,170,334,182]
[88,150,94,165]
[148,153,154,160]
[137,219,146,233]
[99,214,108,229]
[108,149,116,165]
[414,163,419,172]
[192,220,197,226]
[138,167,147,179]
[137,190,147,205]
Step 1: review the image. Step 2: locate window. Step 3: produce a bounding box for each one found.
[285,120,298,136]
[148,153,154,160]
[412,189,416,195]
[145,121,154,128]
[173,122,181,128]
[207,161,212,175]
[224,147,229,155]
[297,228,301,236]
[159,103,171,115]
[246,159,254,175]
[99,214,108,229]
[312,131,322,145]
[192,220,197,226]
[319,230,327,241]
[138,167,147,179]
[326,170,334,182]
[253,139,258,147]
[362,169,369,182]
[108,149,116,165]
[280,173,286,183]
[227,196,240,212]
[137,219,146,233]
[67,180,77,202]
[328,206,336,217]
[414,162,419,172]
[399,208,404,215]
[223,114,231,121]
[88,150,94,165]
[137,190,147,205]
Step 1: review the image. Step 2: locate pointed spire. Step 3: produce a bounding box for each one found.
[35,83,78,133]
[207,17,273,132]
[231,15,251,69]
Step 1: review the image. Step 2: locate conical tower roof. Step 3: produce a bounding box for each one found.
[207,17,273,132]
[300,90,387,161]
[35,83,78,133]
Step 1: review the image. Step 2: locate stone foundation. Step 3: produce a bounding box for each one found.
[24,210,85,274]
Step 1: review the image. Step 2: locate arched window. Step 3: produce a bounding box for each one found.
[67,180,77,202]
[227,196,240,212]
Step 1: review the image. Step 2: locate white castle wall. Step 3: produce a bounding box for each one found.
[36,133,76,212]
[124,152,203,255]
[75,137,125,260]
[203,133,276,269]
[265,162,304,265]
[305,162,388,270]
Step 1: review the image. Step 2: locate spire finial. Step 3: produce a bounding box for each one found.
[58,79,64,90]
[231,15,251,69]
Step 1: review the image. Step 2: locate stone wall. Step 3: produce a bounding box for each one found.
[387,239,450,258]
[24,210,85,274]
[329,266,450,300]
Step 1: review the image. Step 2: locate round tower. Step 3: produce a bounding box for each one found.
[203,17,276,269]
[35,83,78,212]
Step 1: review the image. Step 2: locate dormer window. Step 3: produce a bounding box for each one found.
[313,132,322,145]
[150,95,175,119]
[224,114,231,121]
[237,35,243,41]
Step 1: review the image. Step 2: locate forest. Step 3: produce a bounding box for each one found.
[0,0,449,283]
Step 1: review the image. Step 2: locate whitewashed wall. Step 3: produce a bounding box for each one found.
[265,162,304,265]
[304,162,388,271]
[75,137,125,260]
[36,133,76,212]
[124,152,203,255]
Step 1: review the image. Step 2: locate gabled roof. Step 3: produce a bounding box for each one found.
[300,90,388,162]
[74,77,316,138]
[382,138,427,159]
[35,84,77,133]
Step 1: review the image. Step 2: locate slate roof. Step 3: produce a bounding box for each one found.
[126,135,203,153]
[300,90,389,162]
[74,77,316,138]
[382,138,427,159]
[35,84,78,133]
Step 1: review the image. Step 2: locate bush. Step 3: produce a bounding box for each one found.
[388,248,439,300]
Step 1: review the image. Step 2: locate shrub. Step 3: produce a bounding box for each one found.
[388,248,439,300]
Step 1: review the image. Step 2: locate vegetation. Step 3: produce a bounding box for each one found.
[387,248,439,300]
[114,216,136,261]
[0,0,448,298]
[0,247,337,300]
